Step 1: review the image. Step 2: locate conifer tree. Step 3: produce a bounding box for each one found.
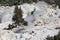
[12,6,28,26]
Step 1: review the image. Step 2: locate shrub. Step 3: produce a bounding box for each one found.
[55,0,60,5]
[46,36,54,40]
[8,23,17,30]
[23,21,28,26]
[0,0,41,6]
[46,32,60,40]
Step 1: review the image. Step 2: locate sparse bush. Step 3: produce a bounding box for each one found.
[23,21,28,26]
[8,23,17,30]
[46,32,60,40]
[55,0,60,5]
[46,36,54,40]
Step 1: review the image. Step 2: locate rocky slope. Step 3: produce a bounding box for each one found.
[0,1,60,40]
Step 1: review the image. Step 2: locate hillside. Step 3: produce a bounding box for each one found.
[0,1,60,40]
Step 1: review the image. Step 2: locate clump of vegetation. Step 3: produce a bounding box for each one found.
[22,21,28,26]
[45,0,60,9]
[12,6,23,25]
[46,36,54,40]
[32,0,38,3]
[55,0,60,5]
[55,0,60,9]
[12,6,28,26]
[8,6,28,30]
[44,0,55,4]
[46,32,60,40]
[0,0,60,7]
[12,6,27,26]
[8,23,17,30]
[0,0,41,6]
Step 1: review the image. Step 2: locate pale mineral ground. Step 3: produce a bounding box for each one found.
[0,1,60,40]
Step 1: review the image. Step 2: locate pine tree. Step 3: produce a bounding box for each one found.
[12,6,28,26]
[13,6,22,25]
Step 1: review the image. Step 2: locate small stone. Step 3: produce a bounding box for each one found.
[55,13,57,15]
[20,35,23,38]
[58,16,60,18]
[49,14,53,17]
[25,38,28,40]
[55,27,60,29]
[32,31,34,33]
[34,24,37,26]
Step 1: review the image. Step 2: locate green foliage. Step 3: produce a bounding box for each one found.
[59,5,60,9]
[46,32,60,40]
[55,0,60,9]
[55,0,60,5]
[44,0,60,9]
[32,0,38,3]
[0,0,40,6]
[13,6,22,25]
[23,21,28,26]
[0,0,60,6]
[46,36,54,40]
[12,6,28,26]
[8,23,17,30]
